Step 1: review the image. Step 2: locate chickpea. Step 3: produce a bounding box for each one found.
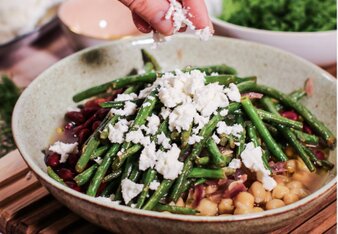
[283,193,299,205]
[249,181,266,204]
[266,199,285,210]
[234,207,252,215]
[196,198,218,216]
[176,197,185,207]
[286,180,303,190]
[218,199,235,214]
[285,146,295,158]
[205,185,218,195]
[264,191,272,203]
[234,192,255,209]
[292,171,319,189]
[251,207,264,213]
[273,175,289,185]
[286,160,297,173]
[290,188,308,199]
[272,184,289,199]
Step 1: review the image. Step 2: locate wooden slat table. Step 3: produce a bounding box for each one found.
[0,28,336,234]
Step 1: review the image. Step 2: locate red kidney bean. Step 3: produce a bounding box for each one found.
[82,107,100,118]
[95,108,109,120]
[78,128,91,145]
[64,122,75,131]
[58,168,75,181]
[67,153,80,168]
[46,153,60,168]
[303,123,313,134]
[83,115,96,129]
[73,125,85,135]
[97,182,107,196]
[313,149,325,160]
[281,110,299,121]
[92,121,101,131]
[65,111,85,124]
[65,181,82,192]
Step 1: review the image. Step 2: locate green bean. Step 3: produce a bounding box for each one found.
[76,138,100,173]
[73,72,157,102]
[206,138,228,167]
[74,164,98,186]
[114,156,135,201]
[256,109,303,130]
[112,144,143,170]
[99,99,144,109]
[289,88,306,100]
[47,166,65,184]
[241,97,288,161]
[235,116,246,158]
[141,49,162,71]
[292,129,319,145]
[302,146,322,167]
[239,83,336,147]
[183,64,237,75]
[181,125,192,149]
[194,178,207,186]
[86,144,120,196]
[188,168,233,179]
[195,156,210,165]
[143,180,174,210]
[235,76,257,84]
[90,145,109,160]
[279,125,315,172]
[102,169,123,183]
[204,75,237,86]
[153,204,199,215]
[321,160,334,170]
[100,179,120,197]
[136,169,157,208]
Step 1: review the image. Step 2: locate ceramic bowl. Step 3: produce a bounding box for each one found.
[205,0,337,66]
[12,35,337,233]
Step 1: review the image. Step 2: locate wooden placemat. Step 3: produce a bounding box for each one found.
[0,150,336,234]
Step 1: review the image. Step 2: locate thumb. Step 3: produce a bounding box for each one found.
[119,0,174,36]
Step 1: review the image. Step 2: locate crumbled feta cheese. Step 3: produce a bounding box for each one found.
[139,143,157,171]
[195,26,213,41]
[108,119,129,144]
[194,83,229,117]
[220,109,229,117]
[145,114,160,135]
[130,203,137,208]
[114,93,137,102]
[225,83,241,102]
[217,122,244,138]
[188,134,203,145]
[156,132,171,149]
[160,107,171,119]
[94,157,103,165]
[169,102,197,132]
[138,86,153,99]
[143,102,151,107]
[110,101,137,116]
[193,114,210,133]
[155,144,183,180]
[240,142,277,191]
[125,129,145,145]
[121,179,144,204]
[228,158,242,169]
[212,134,221,144]
[49,141,78,163]
[149,180,160,190]
[165,0,195,32]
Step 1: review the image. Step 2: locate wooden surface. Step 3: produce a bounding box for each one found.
[0,28,337,234]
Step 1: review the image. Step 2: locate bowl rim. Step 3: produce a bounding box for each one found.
[12,34,337,223]
[211,16,337,36]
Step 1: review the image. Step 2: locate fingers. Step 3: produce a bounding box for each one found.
[119,0,174,35]
[132,13,152,33]
[182,0,213,31]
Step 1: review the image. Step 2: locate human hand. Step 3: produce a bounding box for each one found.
[119,0,213,36]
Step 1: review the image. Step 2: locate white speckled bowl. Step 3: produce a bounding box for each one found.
[12,35,336,233]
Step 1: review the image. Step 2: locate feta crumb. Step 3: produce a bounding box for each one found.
[212,134,221,144]
[220,109,229,117]
[130,203,137,208]
[145,114,160,135]
[143,102,151,107]
[139,143,157,171]
[160,107,171,119]
[228,158,242,169]
[114,93,137,102]
[125,129,144,144]
[240,142,277,191]
[94,157,103,165]
[169,102,197,132]
[108,119,129,144]
[149,180,160,190]
[217,122,244,138]
[225,83,241,102]
[110,101,137,116]
[155,144,183,180]
[195,26,213,41]
[156,132,171,149]
[121,178,144,204]
[188,134,203,145]
[49,141,78,163]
